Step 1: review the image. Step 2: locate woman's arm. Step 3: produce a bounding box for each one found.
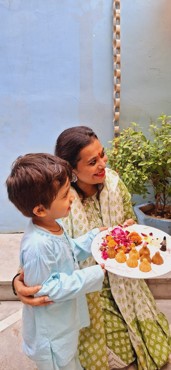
[13,272,53,306]
[68,227,108,261]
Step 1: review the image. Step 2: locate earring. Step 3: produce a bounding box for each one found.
[72,172,78,183]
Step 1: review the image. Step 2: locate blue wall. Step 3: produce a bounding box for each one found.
[1,0,171,232]
[0,0,114,232]
[120,0,171,130]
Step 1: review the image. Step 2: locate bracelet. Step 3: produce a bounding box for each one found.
[12,273,21,296]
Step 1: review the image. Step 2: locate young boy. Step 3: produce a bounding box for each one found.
[6,153,105,370]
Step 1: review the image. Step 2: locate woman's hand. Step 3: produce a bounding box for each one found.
[14,271,53,306]
[123,218,136,227]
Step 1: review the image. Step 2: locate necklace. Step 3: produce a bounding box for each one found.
[34,221,62,234]
[48,224,62,233]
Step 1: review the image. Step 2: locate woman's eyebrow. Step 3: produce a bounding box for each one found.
[87,155,97,164]
[87,148,104,163]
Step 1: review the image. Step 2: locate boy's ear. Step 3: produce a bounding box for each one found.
[33,205,46,217]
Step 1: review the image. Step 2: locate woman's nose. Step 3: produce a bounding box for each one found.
[98,157,107,168]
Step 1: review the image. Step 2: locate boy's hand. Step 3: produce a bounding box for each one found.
[100,263,106,274]
[123,218,136,227]
[99,227,108,232]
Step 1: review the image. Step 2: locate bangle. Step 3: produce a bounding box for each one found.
[12,273,21,296]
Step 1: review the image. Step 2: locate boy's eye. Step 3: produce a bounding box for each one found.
[63,189,69,198]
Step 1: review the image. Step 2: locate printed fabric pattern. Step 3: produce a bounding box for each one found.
[62,168,171,370]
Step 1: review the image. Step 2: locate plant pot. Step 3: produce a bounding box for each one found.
[134,202,171,235]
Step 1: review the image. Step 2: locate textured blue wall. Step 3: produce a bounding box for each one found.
[2,0,170,232]
[0,0,114,232]
[120,0,171,130]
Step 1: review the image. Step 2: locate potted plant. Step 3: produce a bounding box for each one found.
[107,114,171,234]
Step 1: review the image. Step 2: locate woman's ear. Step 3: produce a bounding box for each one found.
[33,205,46,217]
[71,171,78,183]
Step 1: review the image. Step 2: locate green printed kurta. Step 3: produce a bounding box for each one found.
[62,168,171,370]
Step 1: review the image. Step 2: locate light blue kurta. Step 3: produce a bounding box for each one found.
[20,220,104,368]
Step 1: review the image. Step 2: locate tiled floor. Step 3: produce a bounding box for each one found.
[1,233,171,369]
[0,300,171,370]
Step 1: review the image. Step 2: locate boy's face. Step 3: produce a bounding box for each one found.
[46,178,74,219]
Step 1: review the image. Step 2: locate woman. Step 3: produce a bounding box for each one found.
[14,126,171,370]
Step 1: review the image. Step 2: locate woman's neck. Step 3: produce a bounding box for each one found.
[76,181,98,197]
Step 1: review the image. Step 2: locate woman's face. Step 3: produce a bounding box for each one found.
[73,138,108,186]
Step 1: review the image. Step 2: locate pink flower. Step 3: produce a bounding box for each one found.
[101,250,108,260]
[110,227,131,247]
[101,241,107,246]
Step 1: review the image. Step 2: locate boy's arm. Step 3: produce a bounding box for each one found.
[19,228,105,304]
[68,228,100,261]
[36,264,104,302]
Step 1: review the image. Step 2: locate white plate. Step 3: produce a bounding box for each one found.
[91,224,171,278]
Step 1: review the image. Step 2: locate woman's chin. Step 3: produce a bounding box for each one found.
[94,174,106,183]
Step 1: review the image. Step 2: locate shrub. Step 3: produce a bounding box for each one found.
[107,114,171,217]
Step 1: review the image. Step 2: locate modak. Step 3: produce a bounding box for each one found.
[139,258,151,272]
[115,250,127,263]
[129,247,139,260]
[139,243,150,257]
[126,256,138,268]
[151,252,164,265]
[140,254,151,263]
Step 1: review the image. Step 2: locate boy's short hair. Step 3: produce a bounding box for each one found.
[6,153,72,217]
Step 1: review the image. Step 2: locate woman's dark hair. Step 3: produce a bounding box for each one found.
[55,126,98,169]
[55,126,98,197]
[6,153,72,217]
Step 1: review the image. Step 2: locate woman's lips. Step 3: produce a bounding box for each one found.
[95,169,106,178]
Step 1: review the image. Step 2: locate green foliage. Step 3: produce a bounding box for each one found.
[107,115,171,216]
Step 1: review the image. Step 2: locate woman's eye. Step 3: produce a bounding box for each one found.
[89,160,96,166]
